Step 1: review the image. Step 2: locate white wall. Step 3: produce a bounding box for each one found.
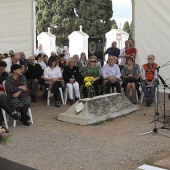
[133,0,170,91]
[0,0,35,57]
[68,33,89,58]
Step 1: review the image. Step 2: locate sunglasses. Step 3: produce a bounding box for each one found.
[91,61,96,63]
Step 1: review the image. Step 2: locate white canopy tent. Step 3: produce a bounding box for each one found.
[1,0,170,88]
[0,0,36,57]
[132,0,170,91]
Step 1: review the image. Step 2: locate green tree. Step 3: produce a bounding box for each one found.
[36,0,54,35]
[122,21,130,34]
[111,19,118,29]
[36,0,113,47]
[129,20,133,39]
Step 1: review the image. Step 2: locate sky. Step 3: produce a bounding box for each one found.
[112,0,132,28]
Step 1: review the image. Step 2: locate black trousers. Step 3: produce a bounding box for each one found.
[84,80,100,97]
[105,81,121,94]
[27,79,39,97]
[16,104,29,121]
[51,81,62,101]
[0,94,13,126]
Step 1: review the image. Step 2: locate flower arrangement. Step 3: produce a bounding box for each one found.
[84,76,95,98]
[0,127,11,145]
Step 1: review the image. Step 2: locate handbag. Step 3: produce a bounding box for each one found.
[9,75,29,98]
[124,77,137,83]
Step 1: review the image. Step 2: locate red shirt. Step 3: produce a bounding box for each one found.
[125,47,137,62]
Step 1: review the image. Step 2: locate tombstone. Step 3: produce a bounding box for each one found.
[37,27,56,57]
[68,25,89,58]
[57,93,139,125]
[105,28,129,50]
[88,38,104,65]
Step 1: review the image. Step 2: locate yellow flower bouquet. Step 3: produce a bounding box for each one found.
[84,76,95,98]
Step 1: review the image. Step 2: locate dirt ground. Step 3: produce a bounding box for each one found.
[1,92,170,170]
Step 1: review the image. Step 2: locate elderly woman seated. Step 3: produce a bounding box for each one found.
[122,57,139,104]
[63,57,82,105]
[5,64,31,126]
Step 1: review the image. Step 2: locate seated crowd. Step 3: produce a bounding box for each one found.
[0,42,158,130]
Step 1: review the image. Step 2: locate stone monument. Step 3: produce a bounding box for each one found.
[57,93,140,125]
[37,27,56,57]
[68,25,89,58]
[105,28,129,50]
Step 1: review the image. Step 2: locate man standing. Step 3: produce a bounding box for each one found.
[124,39,137,62]
[102,55,121,94]
[35,44,45,55]
[140,54,158,106]
[119,40,129,71]
[104,41,120,63]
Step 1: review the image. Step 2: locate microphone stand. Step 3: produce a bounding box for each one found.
[138,63,170,138]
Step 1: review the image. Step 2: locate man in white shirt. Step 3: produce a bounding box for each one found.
[102,55,121,94]
[3,52,20,73]
[35,44,45,55]
[119,40,129,71]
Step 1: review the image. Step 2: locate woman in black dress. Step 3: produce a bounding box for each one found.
[6,64,31,126]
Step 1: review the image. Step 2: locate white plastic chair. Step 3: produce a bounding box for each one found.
[122,88,139,103]
[46,87,66,106]
[2,109,8,129]
[140,91,157,104]
[2,80,34,127]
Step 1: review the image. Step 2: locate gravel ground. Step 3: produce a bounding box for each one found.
[1,92,170,170]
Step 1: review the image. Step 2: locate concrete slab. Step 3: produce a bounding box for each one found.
[57,93,140,125]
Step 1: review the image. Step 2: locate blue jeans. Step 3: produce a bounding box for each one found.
[140,81,157,99]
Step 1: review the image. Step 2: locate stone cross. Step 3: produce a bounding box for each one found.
[48,27,50,33]
[119,23,122,29]
[79,25,83,32]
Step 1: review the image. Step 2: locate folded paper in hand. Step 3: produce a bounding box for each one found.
[75,102,85,114]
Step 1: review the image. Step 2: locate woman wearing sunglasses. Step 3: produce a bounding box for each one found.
[83,56,101,98]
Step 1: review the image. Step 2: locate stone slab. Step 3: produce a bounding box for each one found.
[57,93,140,125]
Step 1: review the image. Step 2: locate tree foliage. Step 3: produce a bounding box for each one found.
[36,0,113,46]
[122,21,130,34]
[129,21,133,39]
[111,19,118,29]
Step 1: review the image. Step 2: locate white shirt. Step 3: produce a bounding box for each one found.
[38,61,46,70]
[118,47,126,66]
[35,49,45,55]
[65,54,70,62]
[44,66,62,79]
[102,64,121,79]
[3,57,19,73]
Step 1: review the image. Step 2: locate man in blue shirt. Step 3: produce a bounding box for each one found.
[104,41,120,63]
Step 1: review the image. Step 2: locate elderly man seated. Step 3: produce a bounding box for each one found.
[102,55,121,94]
[24,56,44,102]
[140,54,158,106]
